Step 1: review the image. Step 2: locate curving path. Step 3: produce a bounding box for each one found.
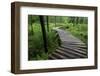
[49,27,88,59]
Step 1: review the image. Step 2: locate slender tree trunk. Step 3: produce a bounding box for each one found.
[46,16,49,32]
[30,15,34,35]
[73,17,75,26]
[39,16,48,53]
[55,16,56,27]
[76,17,79,24]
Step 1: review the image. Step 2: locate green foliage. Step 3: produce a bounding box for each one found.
[28,23,45,60]
[28,23,59,60]
[47,31,59,54]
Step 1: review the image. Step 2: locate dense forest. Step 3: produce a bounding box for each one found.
[28,15,88,60]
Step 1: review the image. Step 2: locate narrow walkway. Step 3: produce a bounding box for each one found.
[49,27,87,59]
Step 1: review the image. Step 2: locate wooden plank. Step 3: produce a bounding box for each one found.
[49,55,57,59]
[59,47,87,58]
[55,49,78,58]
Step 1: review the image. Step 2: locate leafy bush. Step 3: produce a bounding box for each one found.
[28,23,59,60]
[47,31,59,54]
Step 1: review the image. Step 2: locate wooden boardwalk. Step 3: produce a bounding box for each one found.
[49,28,88,59]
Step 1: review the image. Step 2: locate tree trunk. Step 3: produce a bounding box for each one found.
[55,16,56,27]
[39,16,48,53]
[46,16,49,32]
[30,15,34,35]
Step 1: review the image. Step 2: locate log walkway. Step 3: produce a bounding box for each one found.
[49,27,88,59]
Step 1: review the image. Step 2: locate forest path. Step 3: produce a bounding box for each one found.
[49,27,87,59]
